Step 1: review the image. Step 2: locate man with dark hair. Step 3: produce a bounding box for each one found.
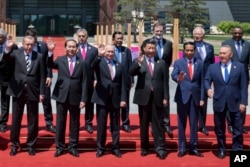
[1,35,45,156]
[25,28,56,133]
[47,39,88,157]
[221,26,250,134]
[130,39,168,159]
[112,31,134,133]
[151,22,173,135]
[0,28,18,133]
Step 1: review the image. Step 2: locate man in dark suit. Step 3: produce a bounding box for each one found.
[222,26,250,134]
[193,26,214,136]
[0,35,45,156]
[112,31,133,133]
[75,28,97,134]
[129,39,168,160]
[47,39,88,157]
[0,28,18,133]
[204,45,247,159]
[171,42,204,158]
[91,44,126,158]
[151,23,173,135]
[25,29,56,133]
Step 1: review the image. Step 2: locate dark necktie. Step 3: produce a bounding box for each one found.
[0,45,3,54]
[81,45,86,60]
[148,58,153,76]
[26,54,31,72]
[224,64,229,83]
[188,60,193,80]
[236,41,242,59]
[69,58,74,76]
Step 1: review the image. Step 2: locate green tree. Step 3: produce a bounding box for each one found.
[167,0,209,43]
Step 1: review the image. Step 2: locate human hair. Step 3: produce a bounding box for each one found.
[25,29,37,37]
[76,28,88,36]
[112,31,123,39]
[152,22,164,31]
[193,26,205,35]
[64,39,78,48]
[183,41,196,50]
[141,38,156,54]
[220,45,232,52]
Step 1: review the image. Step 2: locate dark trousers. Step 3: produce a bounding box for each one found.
[10,89,38,148]
[177,96,199,152]
[0,85,10,127]
[163,102,170,127]
[214,106,243,152]
[121,89,130,126]
[138,93,166,153]
[55,101,80,150]
[227,110,246,126]
[96,97,120,151]
[41,85,53,126]
[198,96,208,129]
[84,87,94,125]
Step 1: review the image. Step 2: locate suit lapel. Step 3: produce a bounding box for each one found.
[63,56,70,76]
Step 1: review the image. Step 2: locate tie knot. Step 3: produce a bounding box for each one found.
[189,60,192,64]
[224,64,227,67]
[148,58,152,62]
[81,45,85,49]
[236,41,241,45]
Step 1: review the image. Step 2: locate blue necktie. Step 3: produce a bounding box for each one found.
[236,41,241,59]
[157,41,162,58]
[224,64,229,83]
[115,48,121,63]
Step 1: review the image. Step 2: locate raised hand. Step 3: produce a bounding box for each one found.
[138,51,144,64]
[5,34,15,50]
[46,37,56,52]
[98,44,105,56]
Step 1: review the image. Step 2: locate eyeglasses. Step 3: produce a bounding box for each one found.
[232,32,243,35]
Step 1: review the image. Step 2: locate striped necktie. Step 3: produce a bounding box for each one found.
[26,54,31,72]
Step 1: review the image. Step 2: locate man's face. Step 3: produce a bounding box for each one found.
[219,46,232,64]
[232,28,243,41]
[184,44,195,60]
[143,43,156,58]
[23,37,35,54]
[77,31,88,44]
[113,34,123,47]
[65,41,78,57]
[0,34,6,45]
[193,28,204,42]
[153,25,164,40]
[104,45,115,60]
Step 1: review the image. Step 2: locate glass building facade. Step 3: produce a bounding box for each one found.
[6,0,99,36]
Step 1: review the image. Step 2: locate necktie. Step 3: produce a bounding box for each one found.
[157,41,162,58]
[148,58,153,76]
[224,64,229,83]
[198,46,204,60]
[26,54,31,72]
[236,41,242,59]
[0,45,3,54]
[108,61,114,80]
[81,45,86,60]
[188,60,193,80]
[115,47,121,63]
[69,58,74,76]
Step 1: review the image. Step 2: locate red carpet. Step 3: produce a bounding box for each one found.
[1,113,250,167]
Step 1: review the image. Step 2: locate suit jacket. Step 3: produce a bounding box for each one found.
[171,57,204,105]
[47,55,88,105]
[76,43,98,87]
[36,41,53,78]
[194,41,214,77]
[129,56,169,107]
[0,43,18,86]
[222,39,250,81]
[0,48,45,100]
[91,57,127,109]
[113,45,134,89]
[152,37,173,68]
[204,61,247,112]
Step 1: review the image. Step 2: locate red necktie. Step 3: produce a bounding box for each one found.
[148,58,153,76]
[188,60,193,80]
[69,58,74,76]
[81,45,86,60]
